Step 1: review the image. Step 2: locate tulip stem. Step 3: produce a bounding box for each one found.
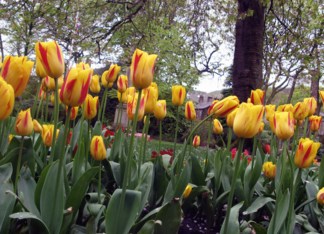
[98,161,102,204]
[173,106,180,159]
[222,138,244,234]
[303,117,309,138]
[14,136,24,193]
[50,79,60,160]
[251,135,258,170]
[98,88,107,122]
[286,168,301,232]
[117,94,123,128]
[159,120,162,156]
[101,88,109,125]
[204,119,212,176]
[45,92,50,122]
[142,115,150,164]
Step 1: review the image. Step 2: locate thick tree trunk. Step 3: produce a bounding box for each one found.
[232,0,265,102]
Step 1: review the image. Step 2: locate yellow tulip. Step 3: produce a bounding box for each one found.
[130,49,158,89]
[213,119,223,134]
[41,124,59,147]
[127,92,146,121]
[89,75,101,94]
[250,89,265,105]
[82,94,99,120]
[183,184,192,199]
[0,78,15,120]
[118,87,136,103]
[269,111,295,140]
[117,75,128,93]
[60,67,93,107]
[35,57,47,79]
[43,75,56,91]
[172,85,186,106]
[309,115,322,132]
[277,104,293,113]
[317,187,324,206]
[210,95,240,118]
[15,108,33,136]
[35,41,64,79]
[185,101,196,121]
[294,138,320,168]
[292,102,308,120]
[265,104,276,121]
[144,83,158,114]
[192,135,200,147]
[304,97,317,117]
[0,55,34,97]
[207,100,219,115]
[33,119,43,133]
[90,136,106,161]
[102,64,121,84]
[226,108,238,128]
[319,91,324,106]
[262,161,276,179]
[76,62,90,70]
[258,121,264,133]
[233,103,264,138]
[154,100,167,120]
[69,106,79,121]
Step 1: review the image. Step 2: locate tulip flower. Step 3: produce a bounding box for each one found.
[1,55,34,97]
[250,89,265,105]
[60,67,93,107]
[33,119,43,133]
[35,41,64,79]
[41,124,59,147]
[293,102,308,120]
[0,78,15,120]
[154,100,167,120]
[35,57,47,79]
[90,136,106,161]
[213,119,223,134]
[265,104,276,121]
[127,93,146,121]
[319,91,324,106]
[130,49,158,89]
[309,115,322,132]
[210,95,240,118]
[192,135,200,147]
[144,83,158,114]
[183,184,193,198]
[262,161,276,179]
[294,138,320,168]
[304,97,317,116]
[226,108,238,128]
[317,187,324,206]
[15,108,33,136]
[89,75,101,94]
[83,94,99,120]
[185,101,196,121]
[207,100,219,115]
[76,62,90,70]
[277,104,293,113]
[118,87,136,103]
[172,85,186,106]
[102,64,121,84]
[69,106,79,121]
[117,75,128,93]
[269,111,295,140]
[233,103,264,138]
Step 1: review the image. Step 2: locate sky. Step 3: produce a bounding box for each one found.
[194,75,226,93]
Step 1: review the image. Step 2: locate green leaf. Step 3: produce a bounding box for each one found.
[0,163,15,234]
[191,155,205,186]
[105,189,141,234]
[243,196,274,215]
[154,199,182,234]
[108,128,123,162]
[34,164,51,211]
[136,162,154,212]
[10,212,49,234]
[71,140,86,184]
[18,167,40,217]
[85,203,105,234]
[220,202,244,234]
[138,220,156,234]
[40,161,64,234]
[92,120,103,137]
[318,157,324,188]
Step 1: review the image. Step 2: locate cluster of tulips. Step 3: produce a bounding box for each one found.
[0,39,324,234]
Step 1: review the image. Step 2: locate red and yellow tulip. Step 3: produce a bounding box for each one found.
[317,187,324,206]
[210,96,239,118]
[41,124,59,147]
[117,75,128,93]
[172,85,186,106]
[89,75,101,94]
[192,135,200,148]
[269,111,295,140]
[250,89,265,105]
[144,83,158,114]
[0,78,15,120]
[15,108,33,136]
[294,138,320,168]
[82,94,99,120]
[102,64,121,84]
[293,102,308,121]
[309,115,322,132]
[154,100,167,120]
[185,101,196,121]
[127,93,146,121]
[304,97,317,117]
[213,119,223,134]
[262,161,276,179]
[90,136,107,161]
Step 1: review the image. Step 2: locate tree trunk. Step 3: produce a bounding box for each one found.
[232,0,265,102]
[311,44,321,114]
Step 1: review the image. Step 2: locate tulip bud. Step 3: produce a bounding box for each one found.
[69,106,79,121]
[90,75,101,94]
[130,49,158,89]
[262,161,276,179]
[144,83,158,114]
[192,135,200,147]
[185,101,196,121]
[269,111,295,140]
[117,75,128,93]
[309,115,322,132]
[127,92,146,121]
[226,108,238,128]
[154,100,167,120]
[15,108,33,136]
[317,187,324,206]
[102,64,121,84]
[172,85,186,106]
[183,184,192,198]
[33,119,43,133]
[0,78,15,120]
[43,75,56,91]
[35,41,64,79]
[233,103,264,138]
[250,89,265,105]
[60,67,93,107]
[294,138,320,168]
[265,104,276,121]
[118,87,136,103]
[293,102,308,120]
[210,96,240,118]
[82,94,99,120]
[1,55,34,97]
[277,104,293,113]
[35,57,47,79]
[90,136,106,161]
[213,119,223,134]
[41,124,59,147]
[304,97,317,117]
[207,100,218,115]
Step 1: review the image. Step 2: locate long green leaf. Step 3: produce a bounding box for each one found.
[243,196,274,215]
[136,162,154,213]
[191,155,205,186]
[220,202,244,234]
[10,212,49,234]
[34,164,51,211]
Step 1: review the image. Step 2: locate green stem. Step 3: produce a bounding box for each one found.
[101,88,109,124]
[98,161,102,204]
[302,117,309,138]
[85,119,90,171]
[15,136,24,193]
[44,92,50,122]
[251,135,258,170]
[226,128,232,151]
[223,138,244,234]
[188,121,194,157]
[138,116,147,178]
[117,94,123,128]
[204,119,212,176]
[142,115,150,164]
[173,106,180,158]
[98,88,107,122]
[159,120,162,156]
[50,79,60,160]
